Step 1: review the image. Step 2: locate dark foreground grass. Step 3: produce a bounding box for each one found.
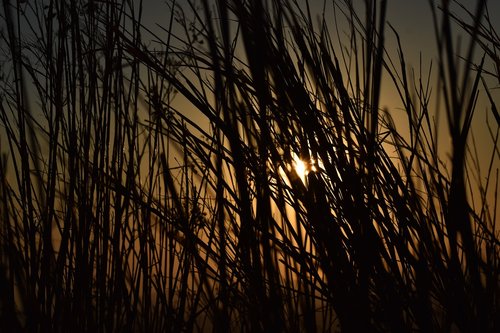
[0,0,499,332]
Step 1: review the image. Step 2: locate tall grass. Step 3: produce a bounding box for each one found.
[0,0,499,332]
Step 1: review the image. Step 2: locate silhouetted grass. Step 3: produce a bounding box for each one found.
[0,0,499,332]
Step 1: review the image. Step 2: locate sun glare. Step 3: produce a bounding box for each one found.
[292,154,317,184]
[294,158,307,182]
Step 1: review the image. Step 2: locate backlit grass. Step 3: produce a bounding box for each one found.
[0,0,499,332]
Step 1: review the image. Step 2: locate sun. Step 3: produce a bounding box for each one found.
[294,158,307,181]
[292,153,317,184]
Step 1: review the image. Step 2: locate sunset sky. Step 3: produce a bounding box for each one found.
[4,0,499,179]
[139,0,500,169]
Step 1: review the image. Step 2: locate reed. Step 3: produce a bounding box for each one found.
[0,0,499,332]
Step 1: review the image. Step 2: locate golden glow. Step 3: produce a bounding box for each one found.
[293,158,307,183]
[292,153,317,184]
